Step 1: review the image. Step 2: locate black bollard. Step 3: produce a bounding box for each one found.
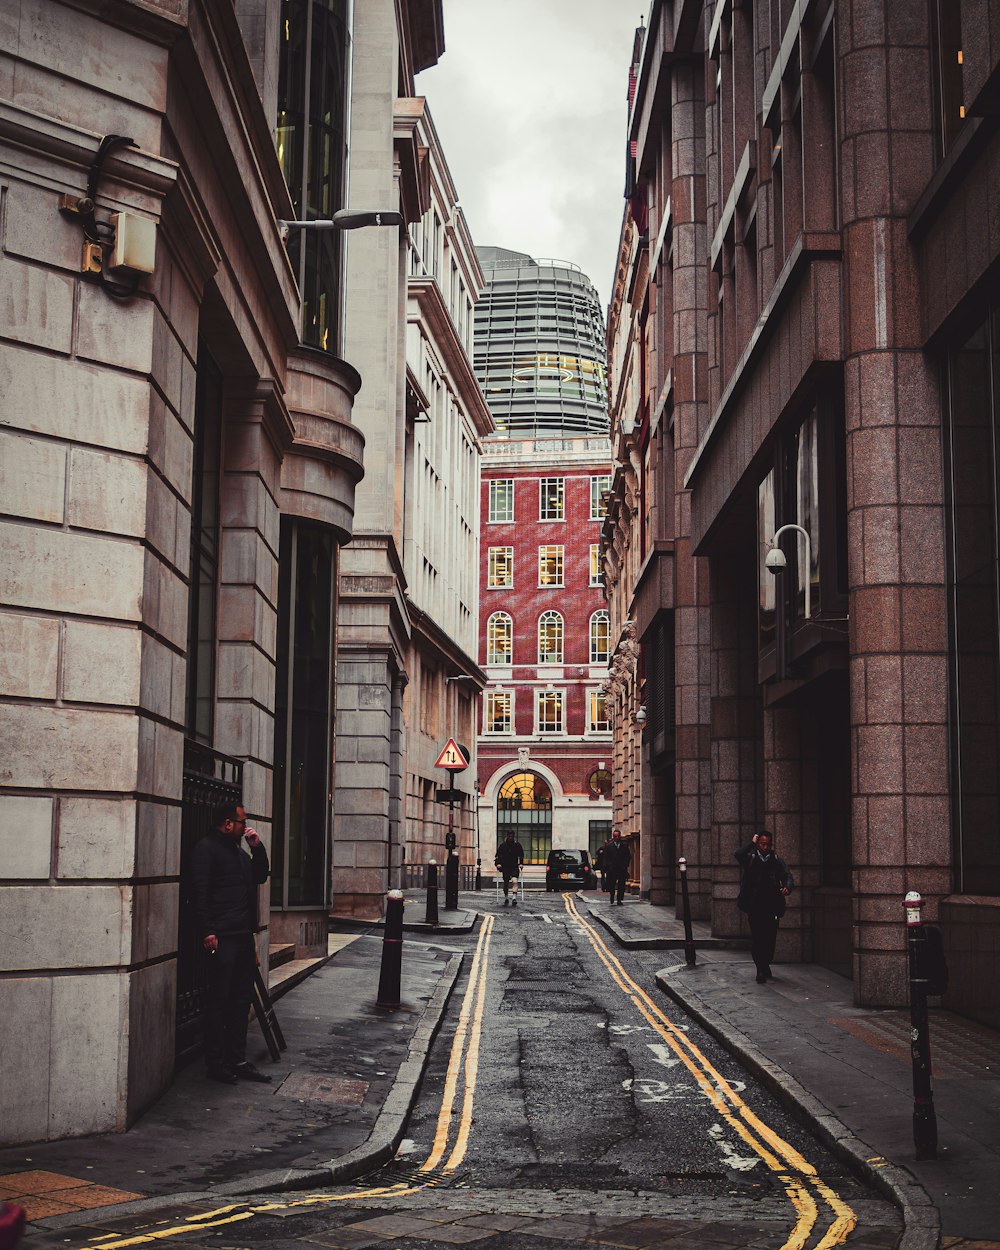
[678,857,696,966]
[425,860,439,926]
[475,856,482,891]
[905,890,937,1159]
[445,850,459,910]
[376,890,405,1007]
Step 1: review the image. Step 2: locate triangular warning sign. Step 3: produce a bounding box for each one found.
[434,738,469,770]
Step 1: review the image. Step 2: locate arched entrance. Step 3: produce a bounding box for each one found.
[497,772,552,865]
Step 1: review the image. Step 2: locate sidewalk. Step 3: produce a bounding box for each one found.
[582,894,1000,1250]
[0,911,475,1232]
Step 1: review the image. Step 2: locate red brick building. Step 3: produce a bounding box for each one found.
[477,445,614,864]
[604,0,1000,1019]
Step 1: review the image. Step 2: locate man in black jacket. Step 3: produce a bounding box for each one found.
[735,831,794,984]
[191,802,271,1083]
[494,831,524,906]
[604,829,631,905]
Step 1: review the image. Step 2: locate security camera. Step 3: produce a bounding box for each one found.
[765,547,787,575]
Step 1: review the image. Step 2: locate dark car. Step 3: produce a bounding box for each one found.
[545,849,597,892]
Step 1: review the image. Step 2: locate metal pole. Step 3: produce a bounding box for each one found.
[444,795,459,909]
[474,782,482,891]
[425,860,439,926]
[905,890,937,1159]
[678,857,696,966]
[376,890,405,1007]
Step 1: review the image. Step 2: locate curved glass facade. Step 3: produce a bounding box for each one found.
[474,247,608,438]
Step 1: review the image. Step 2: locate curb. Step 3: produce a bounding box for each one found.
[654,964,940,1250]
[584,902,749,952]
[37,953,465,1228]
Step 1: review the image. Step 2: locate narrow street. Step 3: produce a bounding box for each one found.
[39,898,901,1250]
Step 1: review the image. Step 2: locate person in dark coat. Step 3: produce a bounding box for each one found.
[735,831,794,983]
[595,836,612,893]
[190,802,271,1083]
[603,829,631,905]
[494,830,524,906]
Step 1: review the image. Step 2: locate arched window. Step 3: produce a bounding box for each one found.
[590,609,610,664]
[538,610,564,664]
[487,611,513,665]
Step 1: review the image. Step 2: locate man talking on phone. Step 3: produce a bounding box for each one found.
[190,802,271,1084]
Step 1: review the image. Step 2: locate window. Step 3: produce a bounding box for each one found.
[538,545,564,587]
[539,477,565,520]
[536,689,565,733]
[185,342,223,745]
[590,544,603,586]
[486,612,513,665]
[489,478,514,522]
[588,689,610,732]
[488,546,514,589]
[590,609,610,664]
[272,519,337,908]
[590,474,611,520]
[538,611,564,664]
[485,690,512,734]
[930,0,965,162]
[277,0,351,353]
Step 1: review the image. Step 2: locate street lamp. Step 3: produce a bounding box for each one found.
[277,208,404,242]
[766,523,812,620]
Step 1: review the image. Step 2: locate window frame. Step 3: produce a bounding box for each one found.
[539,476,565,521]
[535,688,566,734]
[486,610,513,665]
[537,610,564,665]
[590,474,612,520]
[538,544,565,588]
[485,689,513,735]
[589,608,610,664]
[587,687,610,733]
[488,545,514,589]
[488,478,514,523]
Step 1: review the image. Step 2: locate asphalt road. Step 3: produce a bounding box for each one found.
[42,894,904,1249]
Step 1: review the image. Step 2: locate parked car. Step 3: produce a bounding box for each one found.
[545,849,597,892]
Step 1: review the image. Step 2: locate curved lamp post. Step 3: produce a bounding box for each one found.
[766,523,813,620]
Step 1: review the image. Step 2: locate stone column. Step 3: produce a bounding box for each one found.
[670,57,712,918]
[840,0,951,1005]
[709,554,763,934]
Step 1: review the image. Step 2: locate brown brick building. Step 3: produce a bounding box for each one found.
[604,0,1000,1018]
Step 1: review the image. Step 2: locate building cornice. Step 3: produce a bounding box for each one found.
[409,276,494,436]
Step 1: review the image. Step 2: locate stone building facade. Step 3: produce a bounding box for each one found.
[604,0,1000,1018]
[332,15,490,912]
[0,0,439,1145]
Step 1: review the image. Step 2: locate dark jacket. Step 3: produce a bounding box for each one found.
[735,841,794,915]
[190,831,270,939]
[603,839,631,876]
[495,838,524,873]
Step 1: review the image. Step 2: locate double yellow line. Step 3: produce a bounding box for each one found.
[564,894,856,1249]
[86,916,497,1250]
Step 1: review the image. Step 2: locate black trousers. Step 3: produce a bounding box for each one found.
[499,871,520,895]
[607,871,627,903]
[202,933,256,1070]
[747,909,780,975]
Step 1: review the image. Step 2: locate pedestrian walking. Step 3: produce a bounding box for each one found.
[494,830,524,906]
[595,836,611,893]
[603,829,630,905]
[735,831,794,984]
[190,802,272,1083]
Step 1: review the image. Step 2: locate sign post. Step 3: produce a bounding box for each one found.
[434,738,469,910]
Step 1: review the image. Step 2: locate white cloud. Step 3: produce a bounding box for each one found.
[417,0,646,312]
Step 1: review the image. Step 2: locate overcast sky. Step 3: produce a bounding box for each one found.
[416,1,646,314]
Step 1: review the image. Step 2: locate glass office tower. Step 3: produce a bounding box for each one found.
[474,247,608,438]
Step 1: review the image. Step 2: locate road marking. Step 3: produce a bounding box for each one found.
[564,895,857,1249]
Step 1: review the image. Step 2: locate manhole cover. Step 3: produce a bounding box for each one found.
[276,1073,369,1105]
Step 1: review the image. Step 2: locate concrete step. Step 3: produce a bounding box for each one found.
[268,955,329,1000]
[268,942,296,970]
